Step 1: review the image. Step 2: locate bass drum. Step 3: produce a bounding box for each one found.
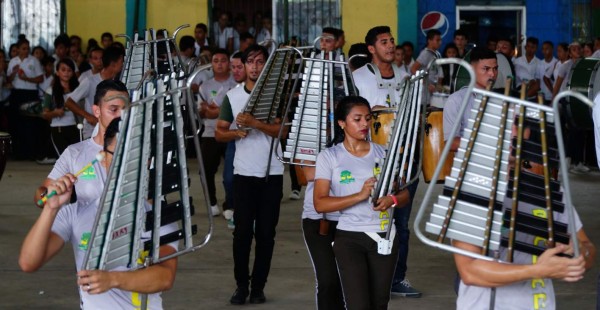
[422,110,453,183]
[566,58,598,130]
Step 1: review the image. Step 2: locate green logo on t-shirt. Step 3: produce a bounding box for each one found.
[79,166,96,180]
[79,232,91,251]
[340,170,355,184]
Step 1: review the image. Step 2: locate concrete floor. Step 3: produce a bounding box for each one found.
[0,159,599,309]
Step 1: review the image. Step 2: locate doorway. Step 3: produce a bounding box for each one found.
[456,6,526,48]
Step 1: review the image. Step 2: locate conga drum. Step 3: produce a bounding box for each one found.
[422,110,453,183]
[430,92,449,109]
[566,58,599,130]
[0,132,11,181]
[370,108,396,145]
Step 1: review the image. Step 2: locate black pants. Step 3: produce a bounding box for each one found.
[233,174,283,290]
[333,230,399,310]
[200,137,226,206]
[302,219,344,310]
[8,89,40,159]
[51,125,80,156]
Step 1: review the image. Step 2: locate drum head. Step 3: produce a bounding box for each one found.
[0,132,9,137]
[567,58,597,129]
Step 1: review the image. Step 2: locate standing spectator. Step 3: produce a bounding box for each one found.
[412,29,443,98]
[401,41,415,74]
[9,43,18,59]
[233,17,249,52]
[539,41,558,105]
[214,12,234,53]
[249,11,264,37]
[41,58,80,156]
[453,29,469,58]
[193,23,210,57]
[441,43,459,92]
[7,37,44,160]
[101,32,113,49]
[513,37,541,99]
[237,33,255,54]
[198,49,237,217]
[583,42,594,58]
[79,47,103,82]
[31,46,48,61]
[256,16,272,44]
[70,35,82,51]
[52,34,79,76]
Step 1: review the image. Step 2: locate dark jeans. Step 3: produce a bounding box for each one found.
[200,137,226,206]
[8,89,41,160]
[333,230,399,310]
[392,180,419,285]
[222,141,235,210]
[233,174,283,290]
[302,219,344,310]
[50,125,79,156]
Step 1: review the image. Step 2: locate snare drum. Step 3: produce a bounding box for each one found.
[422,110,453,183]
[566,58,598,130]
[370,108,396,145]
[430,92,449,109]
[0,132,11,181]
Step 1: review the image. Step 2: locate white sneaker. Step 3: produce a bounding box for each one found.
[570,163,590,174]
[223,209,234,220]
[36,157,56,165]
[210,204,221,216]
[289,189,301,200]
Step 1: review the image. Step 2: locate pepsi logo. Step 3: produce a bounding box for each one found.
[421,11,449,38]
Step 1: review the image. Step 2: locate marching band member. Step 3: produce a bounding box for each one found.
[314,95,411,309]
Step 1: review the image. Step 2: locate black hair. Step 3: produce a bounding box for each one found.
[365,26,391,46]
[195,23,208,33]
[401,41,414,50]
[16,37,29,48]
[469,47,497,63]
[52,58,79,109]
[497,37,514,48]
[443,43,459,57]
[240,32,254,42]
[213,48,229,58]
[53,34,71,49]
[41,55,55,67]
[322,27,340,40]
[102,45,125,68]
[542,41,554,48]
[101,32,113,41]
[454,29,467,40]
[104,117,122,152]
[179,35,195,52]
[426,29,441,42]
[231,51,243,60]
[526,37,539,46]
[557,42,569,53]
[87,38,99,53]
[241,44,268,64]
[111,42,125,53]
[88,46,104,56]
[328,96,372,146]
[348,43,370,70]
[32,46,48,58]
[94,79,128,105]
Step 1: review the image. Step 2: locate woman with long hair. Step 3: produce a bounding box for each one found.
[314,95,412,309]
[41,58,80,155]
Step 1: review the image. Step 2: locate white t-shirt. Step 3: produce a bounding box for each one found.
[44,88,76,127]
[52,198,177,310]
[456,199,582,310]
[219,85,284,177]
[214,26,234,49]
[48,138,104,205]
[78,69,93,83]
[39,75,53,99]
[555,59,575,93]
[593,93,600,167]
[538,57,558,100]
[67,73,103,138]
[443,87,478,142]
[302,180,341,221]
[513,56,541,86]
[198,75,237,137]
[352,65,406,108]
[416,48,443,84]
[7,55,43,90]
[315,142,389,232]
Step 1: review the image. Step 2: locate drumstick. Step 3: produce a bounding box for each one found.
[37,153,105,207]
